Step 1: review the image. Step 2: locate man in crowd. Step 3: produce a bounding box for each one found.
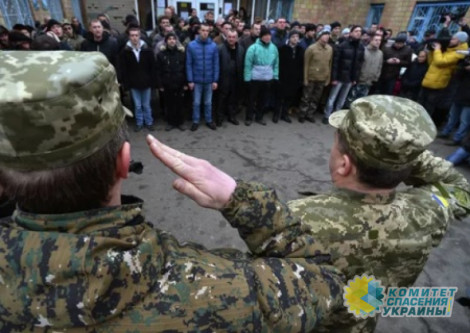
[329,21,341,45]
[420,30,468,118]
[244,26,279,126]
[275,30,304,123]
[0,50,344,332]
[324,25,364,123]
[298,26,333,123]
[299,23,316,49]
[378,32,412,95]
[240,22,260,51]
[45,19,71,50]
[271,17,288,47]
[152,15,171,45]
[289,95,470,331]
[186,23,219,131]
[216,29,244,126]
[81,19,118,67]
[62,22,84,50]
[157,32,188,131]
[345,33,383,106]
[213,21,233,45]
[118,26,156,132]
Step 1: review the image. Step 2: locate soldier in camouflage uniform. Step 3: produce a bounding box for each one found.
[288,95,470,331]
[0,51,345,332]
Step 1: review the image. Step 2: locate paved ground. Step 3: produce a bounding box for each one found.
[122,113,470,332]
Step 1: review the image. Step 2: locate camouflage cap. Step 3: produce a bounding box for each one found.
[329,95,436,170]
[0,51,132,171]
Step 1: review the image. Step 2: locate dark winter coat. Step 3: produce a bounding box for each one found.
[118,41,157,90]
[240,35,257,53]
[381,44,413,80]
[454,57,470,106]
[331,39,365,83]
[218,41,245,92]
[186,36,219,84]
[402,60,428,89]
[279,44,304,97]
[156,44,187,90]
[271,28,288,48]
[81,31,118,67]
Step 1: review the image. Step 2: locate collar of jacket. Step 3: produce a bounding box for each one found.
[332,186,396,204]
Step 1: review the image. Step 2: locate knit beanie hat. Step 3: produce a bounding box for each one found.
[288,29,300,39]
[342,28,350,35]
[330,21,341,30]
[164,31,177,42]
[454,31,469,43]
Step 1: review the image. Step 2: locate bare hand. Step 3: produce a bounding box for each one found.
[386,58,395,64]
[331,80,338,85]
[188,82,195,90]
[159,88,164,92]
[183,86,188,91]
[146,135,237,209]
[212,82,218,90]
[433,42,441,50]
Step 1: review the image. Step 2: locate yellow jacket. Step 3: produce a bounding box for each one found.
[422,42,468,89]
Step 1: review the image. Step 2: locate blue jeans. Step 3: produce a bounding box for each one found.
[131,88,153,126]
[193,83,213,124]
[446,147,470,165]
[440,103,470,143]
[325,82,353,118]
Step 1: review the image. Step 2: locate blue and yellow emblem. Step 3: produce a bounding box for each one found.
[343,274,384,318]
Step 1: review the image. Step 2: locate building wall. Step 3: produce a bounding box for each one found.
[293,0,470,37]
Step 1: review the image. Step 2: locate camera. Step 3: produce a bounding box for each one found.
[439,10,466,24]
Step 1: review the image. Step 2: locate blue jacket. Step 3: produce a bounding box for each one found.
[186,36,219,84]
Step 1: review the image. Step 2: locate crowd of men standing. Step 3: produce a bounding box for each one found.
[1,7,469,135]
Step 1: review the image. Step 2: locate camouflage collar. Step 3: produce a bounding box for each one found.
[332,187,396,204]
[11,195,144,233]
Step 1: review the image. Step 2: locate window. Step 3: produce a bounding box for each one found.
[71,0,83,23]
[268,0,294,21]
[48,0,64,21]
[0,0,34,29]
[408,1,470,41]
[366,4,384,28]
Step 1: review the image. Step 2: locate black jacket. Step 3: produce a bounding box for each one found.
[454,57,470,106]
[118,42,157,90]
[156,44,186,90]
[331,39,365,83]
[381,44,413,80]
[218,41,245,92]
[81,32,118,67]
[279,44,304,97]
[402,60,428,89]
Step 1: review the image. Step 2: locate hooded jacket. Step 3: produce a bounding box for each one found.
[156,43,186,89]
[244,38,279,81]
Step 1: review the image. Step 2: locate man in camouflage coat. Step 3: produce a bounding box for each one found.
[0,51,345,332]
[288,95,470,331]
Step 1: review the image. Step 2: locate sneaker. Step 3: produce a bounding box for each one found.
[190,123,199,131]
[177,124,186,131]
[245,119,252,126]
[281,115,292,123]
[165,125,174,131]
[255,118,266,126]
[134,125,143,132]
[228,117,239,125]
[207,122,217,130]
[322,117,329,125]
[146,125,155,132]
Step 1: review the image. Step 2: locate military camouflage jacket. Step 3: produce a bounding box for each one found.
[0,181,345,332]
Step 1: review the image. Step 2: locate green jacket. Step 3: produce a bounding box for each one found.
[0,181,344,332]
[288,151,470,332]
[244,39,279,81]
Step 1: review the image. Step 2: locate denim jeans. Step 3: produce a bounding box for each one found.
[193,83,213,124]
[440,102,470,143]
[131,88,153,126]
[324,82,353,118]
[446,147,470,165]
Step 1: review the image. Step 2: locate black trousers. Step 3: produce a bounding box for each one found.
[246,80,271,121]
[163,88,185,126]
[216,82,238,122]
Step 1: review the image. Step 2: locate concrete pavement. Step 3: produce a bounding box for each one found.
[122,115,470,332]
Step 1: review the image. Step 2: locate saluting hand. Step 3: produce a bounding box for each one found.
[146,135,237,209]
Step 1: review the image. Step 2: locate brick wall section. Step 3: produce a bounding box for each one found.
[293,0,470,37]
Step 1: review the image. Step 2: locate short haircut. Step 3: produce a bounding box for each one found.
[337,130,412,189]
[0,125,128,214]
[158,15,170,24]
[89,19,102,27]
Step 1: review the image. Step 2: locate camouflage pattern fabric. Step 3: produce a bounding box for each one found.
[329,95,437,170]
[0,51,131,171]
[0,181,345,332]
[289,151,470,331]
